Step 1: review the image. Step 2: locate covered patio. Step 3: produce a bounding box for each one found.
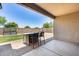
[0,3,79,56]
[20,3,79,56]
[23,39,79,56]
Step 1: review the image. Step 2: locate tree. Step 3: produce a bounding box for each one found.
[43,22,53,28]
[4,22,18,28]
[34,27,39,29]
[0,16,7,27]
[49,22,53,28]
[25,26,31,28]
[43,22,50,28]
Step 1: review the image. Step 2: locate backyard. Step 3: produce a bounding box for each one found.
[0,35,23,43]
[0,28,53,44]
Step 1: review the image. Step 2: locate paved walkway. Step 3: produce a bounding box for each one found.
[23,40,79,56]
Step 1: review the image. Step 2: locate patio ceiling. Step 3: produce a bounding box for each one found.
[19,3,79,19]
[37,3,79,17]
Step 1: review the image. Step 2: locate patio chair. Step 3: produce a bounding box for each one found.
[29,33,40,48]
[39,31,45,45]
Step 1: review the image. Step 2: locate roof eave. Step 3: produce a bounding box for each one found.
[18,3,56,19]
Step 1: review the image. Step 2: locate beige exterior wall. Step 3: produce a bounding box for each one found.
[54,12,79,43]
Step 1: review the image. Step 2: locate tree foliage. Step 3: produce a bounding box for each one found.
[25,26,31,28]
[0,16,7,26]
[49,22,53,28]
[34,27,39,29]
[43,22,53,28]
[4,22,18,28]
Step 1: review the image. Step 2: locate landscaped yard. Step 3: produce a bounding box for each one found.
[0,33,53,44]
[0,35,23,43]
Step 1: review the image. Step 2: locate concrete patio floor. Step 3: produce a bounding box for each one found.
[23,40,79,56]
[1,32,79,56]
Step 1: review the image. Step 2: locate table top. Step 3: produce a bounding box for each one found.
[23,32,39,35]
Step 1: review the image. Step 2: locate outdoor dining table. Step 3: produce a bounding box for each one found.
[23,32,40,48]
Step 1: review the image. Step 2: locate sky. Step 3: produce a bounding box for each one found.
[0,3,53,28]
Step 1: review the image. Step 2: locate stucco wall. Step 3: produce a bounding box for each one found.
[54,12,79,43]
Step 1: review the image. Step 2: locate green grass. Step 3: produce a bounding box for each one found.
[0,35,23,43]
